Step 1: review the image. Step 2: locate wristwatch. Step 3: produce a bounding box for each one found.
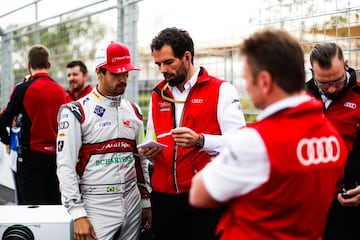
[195,133,205,148]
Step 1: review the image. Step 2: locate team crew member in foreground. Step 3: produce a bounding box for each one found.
[57,41,151,240]
[189,29,347,240]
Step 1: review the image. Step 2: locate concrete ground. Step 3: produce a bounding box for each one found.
[0,184,15,205]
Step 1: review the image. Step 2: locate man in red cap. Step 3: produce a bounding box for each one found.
[56,41,152,240]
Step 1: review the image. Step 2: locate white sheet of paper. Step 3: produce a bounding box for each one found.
[137,140,168,149]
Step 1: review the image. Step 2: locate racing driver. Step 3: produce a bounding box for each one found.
[56,41,151,240]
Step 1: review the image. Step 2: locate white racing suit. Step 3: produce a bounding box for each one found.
[56,88,151,240]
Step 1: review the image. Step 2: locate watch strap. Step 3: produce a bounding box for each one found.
[195,133,204,148]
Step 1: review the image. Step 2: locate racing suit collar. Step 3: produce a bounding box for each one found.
[93,86,122,107]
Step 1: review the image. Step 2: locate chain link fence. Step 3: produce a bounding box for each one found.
[1,0,360,125]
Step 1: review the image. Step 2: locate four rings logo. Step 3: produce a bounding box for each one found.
[297,136,340,166]
[344,102,356,109]
[58,121,69,130]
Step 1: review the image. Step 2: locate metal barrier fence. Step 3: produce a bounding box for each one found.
[0,0,140,109]
[1,0,360,125]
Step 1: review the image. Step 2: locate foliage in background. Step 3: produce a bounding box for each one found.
[13,16,105,84]
[239,98,258,123]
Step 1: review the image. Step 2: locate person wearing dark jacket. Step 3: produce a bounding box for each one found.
[1,44,67,205]
[0,115,8,145]
[306,42,360,240]
[0,75,30,204]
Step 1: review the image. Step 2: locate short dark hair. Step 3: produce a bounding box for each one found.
[240,28,305,93]
[150,27,194,64]
[309,42,344,69]
[28,45,50,69]
[66,60,88,74]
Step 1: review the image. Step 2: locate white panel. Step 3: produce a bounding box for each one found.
[0,205,73,240]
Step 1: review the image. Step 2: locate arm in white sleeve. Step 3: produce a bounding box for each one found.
[202,128,269,202]
[56,105,86,220]
[145,99,155,141]
[131,101,152,208]
[203,82,246,154]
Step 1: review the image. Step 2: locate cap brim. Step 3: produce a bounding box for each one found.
[105,63,140,74]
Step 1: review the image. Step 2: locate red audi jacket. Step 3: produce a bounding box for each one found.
[66,85,93,102]
[217,99,347,240]
[151,67,223,194]
[306,67,360,189]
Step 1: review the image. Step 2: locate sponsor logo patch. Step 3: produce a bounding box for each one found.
[61,113,69,119]
[159,102,171,112]
[58,121,69,130]
[344,102,356,109]
[98,120,112,128]
[297,136,340,166]
[95,156,133,166]
[58,132,67,137]
[123,120,130,126]
[57,140,64,152]
[191,98,203,104]
[96,141,131,151]
[94,105,106,117]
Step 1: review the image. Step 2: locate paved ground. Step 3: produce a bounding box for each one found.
[0,197,14,205]
[0,184,15,205]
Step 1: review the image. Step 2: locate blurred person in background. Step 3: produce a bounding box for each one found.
[138,27,246,240]
[306,42,360,240]
[189,29,347,240]
[0,117,7,144]
[0,75,29,204]
[65,60,93,102]
[8,116,21,204]
[0,44,67,205]
[57,41,152,240]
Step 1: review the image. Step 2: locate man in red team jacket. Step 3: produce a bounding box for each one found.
[65,60,93,102]
[139,27,246,240]
[306,42,360,240]
[190,29,347,240]
[1,44,67,205]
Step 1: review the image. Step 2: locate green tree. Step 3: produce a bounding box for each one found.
[12,16,106,84]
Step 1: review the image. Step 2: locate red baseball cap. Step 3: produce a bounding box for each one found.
[95,41,140,74]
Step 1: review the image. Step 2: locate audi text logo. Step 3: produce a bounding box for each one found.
[344,102,356,109]
[297,136,340,166]
[191,98,203,104]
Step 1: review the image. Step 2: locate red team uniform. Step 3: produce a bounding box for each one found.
[200,96,347,240]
